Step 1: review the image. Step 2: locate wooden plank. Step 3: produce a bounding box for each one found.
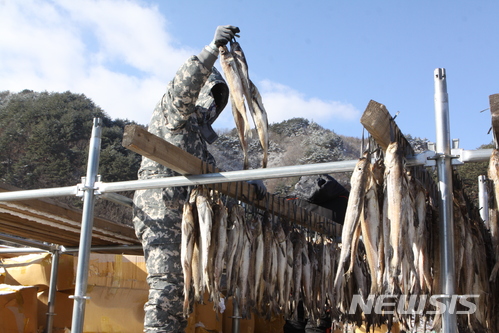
[360,100,394,150]
[360,100,413,155]
[490,94,499,148]
[0,182,140,250]
[122,125,204,175]
[0,184,138,243]
[360,100,440,203]
[123,125,342,237]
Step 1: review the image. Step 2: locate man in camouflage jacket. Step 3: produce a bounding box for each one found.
[133,25,240,332]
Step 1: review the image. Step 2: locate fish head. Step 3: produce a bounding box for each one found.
[218,45,230,60]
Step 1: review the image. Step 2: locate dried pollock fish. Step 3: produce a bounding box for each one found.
[219,45,251,169]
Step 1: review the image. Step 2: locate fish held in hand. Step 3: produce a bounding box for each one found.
[219,45,251,169]
[230,40,269,168]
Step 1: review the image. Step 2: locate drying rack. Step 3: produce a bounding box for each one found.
[0,69,497,333]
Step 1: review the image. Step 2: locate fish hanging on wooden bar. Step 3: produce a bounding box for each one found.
[361,163,383,295]
[181,197,196,317]
[488,149,499,280]
[291,229,303,321]
[226,204,245,296]
[210,196,228,313]
[383,142,406,294]
[195,187,213,298]
[333,156,370,311]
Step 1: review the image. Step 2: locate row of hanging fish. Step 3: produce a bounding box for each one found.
[219,39,269,169]
[181,145,499,331]
[451,179,492,332]
[333,142,496,332]
[333,143,429,308]
[181,185,350,324]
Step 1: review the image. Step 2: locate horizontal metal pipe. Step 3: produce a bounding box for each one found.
[0,247,49,254]
[0,245,143,254]
[457,148,493,163]
[100,192,133,207]
[0,232,56,251]
[0,160,358,201]
[98,160,360,193]
[0,149,492,202]
[63,245,143,253]
[0,186,77,201]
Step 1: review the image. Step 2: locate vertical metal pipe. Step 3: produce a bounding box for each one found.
[232,289,241,333]
[434,68,457,333]
[478,175,489,226]
[46,248,60,333]
[70,118,102,333]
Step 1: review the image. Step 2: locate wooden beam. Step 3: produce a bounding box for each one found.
[122,125,205,175]
[360,100,413,155]
[123,125,342,237]
[0,183,140,250]
[360,100,440,203]
[490,94,499,149]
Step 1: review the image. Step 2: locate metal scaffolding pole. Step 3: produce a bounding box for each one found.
[434,68,457,333]
[0,232,55,251]
[70,118,102,333]
[63,244,143,253]
[46,249,61,333]
[0,247,48,254]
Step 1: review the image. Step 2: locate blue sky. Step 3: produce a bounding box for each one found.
[1,0,497,150]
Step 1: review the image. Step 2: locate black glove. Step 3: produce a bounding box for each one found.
[248,179,267,200]
[212,25,240,47]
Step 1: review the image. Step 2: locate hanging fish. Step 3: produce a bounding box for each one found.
[189,188,202,303]
[283,223,294,319]
[271,217,287,313]
[226,204,245,296]
[488,149,499,280]
[210,197,228,312]
[195,187,213,297]
[249,80,269,168]
[231,40,269,168]
[247,215,263,307]
[257,211,273,314]
[238,216,253,318]
[301,233,312,319]
[360,165,383,295]
[291,229,303,321]
[181,199,196,317]
[333,156,370,311]
[251,215,264,310]
[219,45,251,169]
[383,142,406,293]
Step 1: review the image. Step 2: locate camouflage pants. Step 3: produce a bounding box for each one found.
[142,243,186,332]
[133,187,188,332]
